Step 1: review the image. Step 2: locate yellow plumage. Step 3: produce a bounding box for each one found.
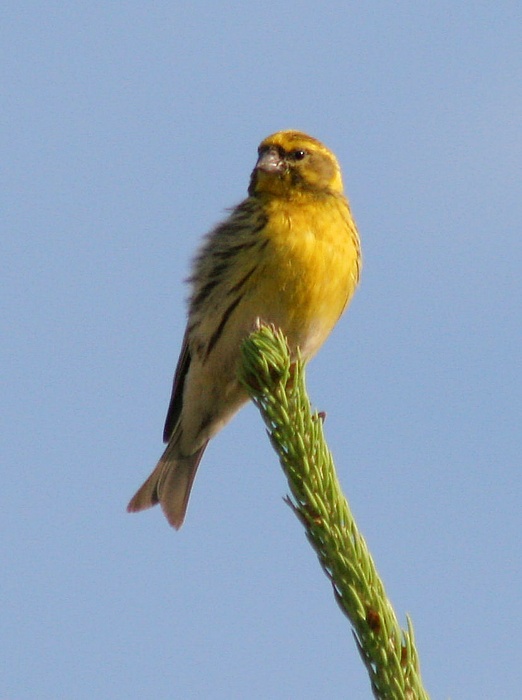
[127,130,361,528]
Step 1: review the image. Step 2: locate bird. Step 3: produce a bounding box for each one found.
[127,130,361,529]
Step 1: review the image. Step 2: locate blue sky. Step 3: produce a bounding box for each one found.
[3,3,521,698]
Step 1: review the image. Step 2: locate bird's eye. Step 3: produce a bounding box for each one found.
[290,149,307,161]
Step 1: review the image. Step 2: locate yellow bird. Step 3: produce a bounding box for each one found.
[127,130,361,529]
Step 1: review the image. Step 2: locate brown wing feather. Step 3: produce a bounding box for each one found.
[162,330,191,443]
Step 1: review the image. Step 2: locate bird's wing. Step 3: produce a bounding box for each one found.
[162,330,191,443]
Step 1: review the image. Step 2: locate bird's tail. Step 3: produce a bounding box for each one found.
[127,439,208,529]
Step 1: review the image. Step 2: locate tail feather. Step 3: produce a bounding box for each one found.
[127,440,208,529]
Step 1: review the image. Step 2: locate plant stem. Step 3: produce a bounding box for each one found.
[239,325,430,700]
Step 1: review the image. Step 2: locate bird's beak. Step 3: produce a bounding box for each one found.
[255,148,285,175]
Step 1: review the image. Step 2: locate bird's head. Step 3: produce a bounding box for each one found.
[248,130,344,198]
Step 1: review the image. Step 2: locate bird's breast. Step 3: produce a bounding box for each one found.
[251,196,360,358]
